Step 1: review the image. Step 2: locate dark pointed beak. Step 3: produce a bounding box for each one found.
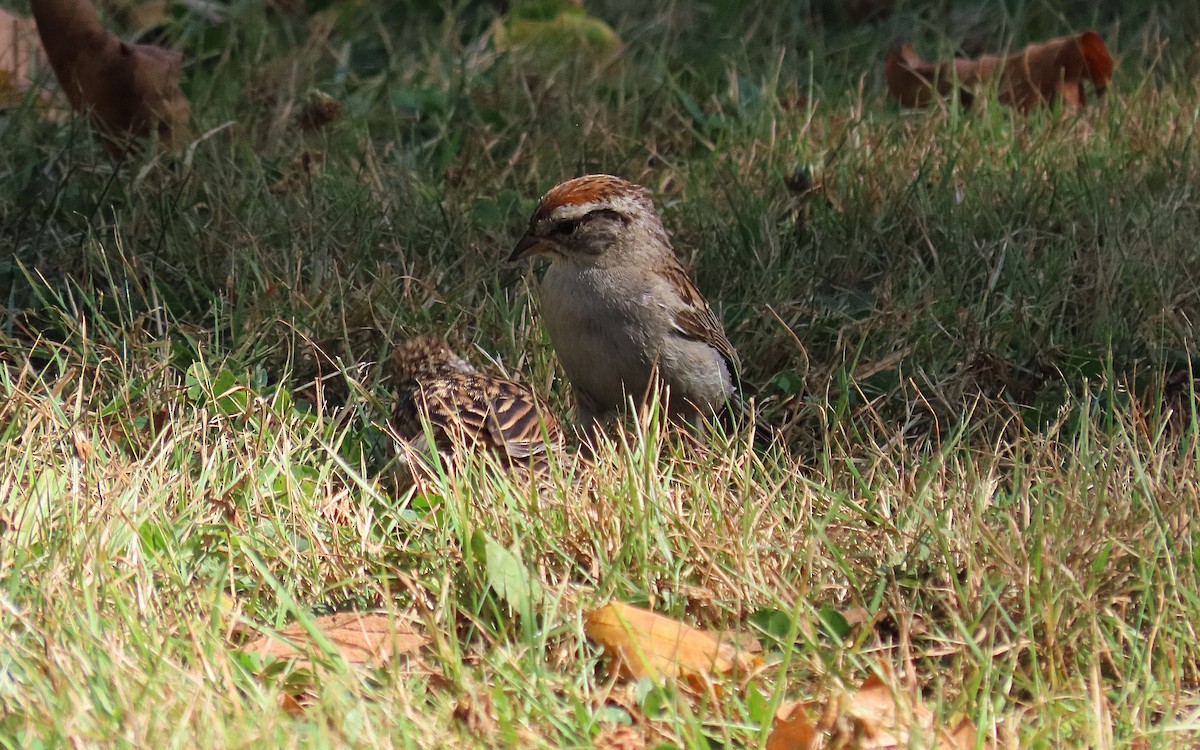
[508,231,553,262]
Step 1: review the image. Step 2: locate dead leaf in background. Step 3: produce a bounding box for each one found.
[293,89,343,132]
[593,725,647,750]
[250,10,336,109]
[452,692,498,738]
[584,602,759,683]
[765,669,992,749]
[886,31,1113,113]
[243,612,429,668]
[492,0,624,79]
[249,9,339,143]
[101,0,170,34]
[31,0,190,152]
[271,149,324,194]
[0,8,42,106]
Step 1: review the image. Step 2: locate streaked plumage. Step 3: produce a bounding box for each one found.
[390,336,563,473]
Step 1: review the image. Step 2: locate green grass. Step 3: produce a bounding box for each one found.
[2,0,1200,746]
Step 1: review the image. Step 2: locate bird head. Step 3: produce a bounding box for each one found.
[391,336,475,385]
[509,174,668,267]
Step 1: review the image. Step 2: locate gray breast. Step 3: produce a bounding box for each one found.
[540,266,658,412]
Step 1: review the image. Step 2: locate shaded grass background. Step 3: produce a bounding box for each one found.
[1,0,1199,746]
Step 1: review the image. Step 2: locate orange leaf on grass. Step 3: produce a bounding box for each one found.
[31,0,190,153]
[584,602,760,683]
[276,690,308,717]
[765,700,817,750]
[243,612,429,668]
[765,668,993,749]
[886,31,1113,113]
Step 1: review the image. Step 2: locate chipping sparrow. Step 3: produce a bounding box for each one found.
[509,174,741,433]
[390,336,563,473]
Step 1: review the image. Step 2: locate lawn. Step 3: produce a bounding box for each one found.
[1,0,1199,746]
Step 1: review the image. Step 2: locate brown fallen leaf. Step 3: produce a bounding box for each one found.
[886,31,1113,113]
[766,699,816,750]
[765,668,992,749]
[271,149,324,195]
[276,690,309,717]
[0,8,43,106]
[243,612,429,668]
[583,602,760,683]
[593,725,647,750]
[31,0,190,152]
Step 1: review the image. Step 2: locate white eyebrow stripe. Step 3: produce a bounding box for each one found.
[547,201,607,220]
[545,193,646,223]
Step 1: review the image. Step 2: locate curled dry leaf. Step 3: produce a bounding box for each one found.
[294,89,343,132]
[276,690,309,717]
[453,692,498,738]
[765,669,992,749]
[31,0,190,152]
[584,601,760,683]
[243,612,429,668]
[886,31,1113,113]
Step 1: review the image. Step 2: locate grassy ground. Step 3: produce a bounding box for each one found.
[2,0,1200,746]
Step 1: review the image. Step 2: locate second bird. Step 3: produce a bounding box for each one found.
[509,174,741,435]
[391,335,562,474]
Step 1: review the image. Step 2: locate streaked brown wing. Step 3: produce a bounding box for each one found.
[416,378,490,443]
[661,261,741,381]
[480,379,561,460]
[406,374,559,464]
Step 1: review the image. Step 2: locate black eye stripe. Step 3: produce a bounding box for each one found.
[544,209,623,237]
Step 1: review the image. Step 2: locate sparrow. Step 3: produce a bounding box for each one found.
[509,174,742,434]
[390,335,563,473]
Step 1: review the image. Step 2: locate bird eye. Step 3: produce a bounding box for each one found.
[555,220,579,236]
